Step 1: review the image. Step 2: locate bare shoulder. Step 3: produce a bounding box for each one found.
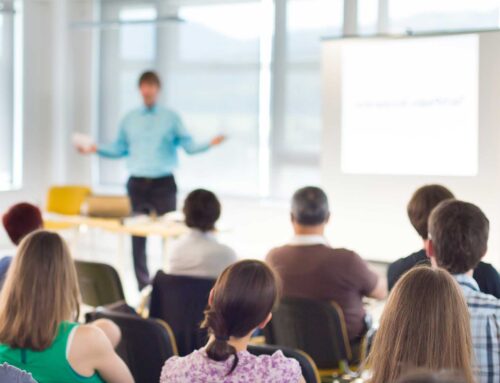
[72,324,113,356]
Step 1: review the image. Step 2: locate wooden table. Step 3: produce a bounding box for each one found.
[44,213,189,274]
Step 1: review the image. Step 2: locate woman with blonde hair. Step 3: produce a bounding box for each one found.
[366,266,475,383]
[0,230,134,383]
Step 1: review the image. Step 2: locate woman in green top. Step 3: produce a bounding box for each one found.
[0,230,134,383]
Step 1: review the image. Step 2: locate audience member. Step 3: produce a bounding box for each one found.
[388,185,500,298]
[0,363,37,383]
[160,260,305,383]
[427,200,500,383]
[266,186,386,342]
[366,267,475,383]
[168,189,237,278]
[0,231,134,383]
[396,370,466,383]
[0,203,43,287]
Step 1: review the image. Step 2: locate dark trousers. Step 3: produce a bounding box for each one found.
[127,175,177,290]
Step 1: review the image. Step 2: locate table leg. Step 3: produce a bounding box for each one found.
[162,237,169,271]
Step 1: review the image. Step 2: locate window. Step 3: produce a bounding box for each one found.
[389,0,500,32]
[93,0,343,198]
[0,0,22,190]
[96,3,157,186]
[358,0,379,35]
[272,0,342,197]
[164,2,263,197]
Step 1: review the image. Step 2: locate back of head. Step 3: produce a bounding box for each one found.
[396,370,466,383]
[183,189,221,232]
[202,260,280,374]
[429,199,489,274]
[0,230,80,350]
[291,186,329,226]
[2,203,43,245]
[407,185,454,240]
[366,266,474,383]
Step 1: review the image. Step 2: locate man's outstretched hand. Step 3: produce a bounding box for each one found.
[77,144,97,154]
[210,135,226,146]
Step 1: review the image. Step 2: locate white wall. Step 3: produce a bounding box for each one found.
[0,0,94,247]
[321,32,500,267]
[0,1,51,209]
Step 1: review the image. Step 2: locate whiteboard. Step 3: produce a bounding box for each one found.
[321,31,500,267]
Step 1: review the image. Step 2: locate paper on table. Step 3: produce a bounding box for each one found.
[72,133,95,150]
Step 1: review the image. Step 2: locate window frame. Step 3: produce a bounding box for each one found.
[0,0,23,192]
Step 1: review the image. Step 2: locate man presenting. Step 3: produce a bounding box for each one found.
[78,71,225,289]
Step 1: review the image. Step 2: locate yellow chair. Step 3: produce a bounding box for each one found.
[44,185,92,230]
[46,185,92,215]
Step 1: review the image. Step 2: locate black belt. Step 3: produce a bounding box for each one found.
[129,174,174,182]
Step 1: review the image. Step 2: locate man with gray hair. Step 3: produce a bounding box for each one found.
[266,186,387,342]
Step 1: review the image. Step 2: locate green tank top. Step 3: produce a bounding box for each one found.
[0,321,105,383]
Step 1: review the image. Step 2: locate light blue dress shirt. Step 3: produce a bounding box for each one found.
[97,105,210,178]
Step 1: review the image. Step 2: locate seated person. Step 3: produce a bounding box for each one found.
[0,363,37,383]
[0,231,134,383]
[0,203,43,286]
[366,267,475,383]
[427,200,500,383]
[266,186,386,342]
[161,260,305,383]
[167,189,237,278]
[388,184,500,298]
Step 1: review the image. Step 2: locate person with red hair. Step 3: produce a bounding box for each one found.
[0,203,43,287]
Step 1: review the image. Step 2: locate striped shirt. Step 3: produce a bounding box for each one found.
[455,274,500,383]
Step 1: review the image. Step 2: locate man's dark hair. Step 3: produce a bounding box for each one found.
[138,71,161,87]
[291,186,330,226]
[183,189,221,232]
[407,185,454,240]
[429,200,489,274]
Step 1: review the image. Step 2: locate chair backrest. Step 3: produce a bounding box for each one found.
[248,344,321,383]
[75,260,126,307]
[46,185,91,215]
[264,297,352,370]
[0,363,38,383]
[88,310,177,383]
[149,271,216,356]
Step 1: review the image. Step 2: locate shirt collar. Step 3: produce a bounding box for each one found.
[289,234,329,246]
[142,104,158,114]
[454,273,480,292]
[190,228,217,240]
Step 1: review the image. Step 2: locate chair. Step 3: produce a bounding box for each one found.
[264,297,361,376]
[0,363,38,383]
[75,260,126,307]
[46,185,91,215]
[87,310,177,383]
[248,344,321,383]
[149,271,216,356]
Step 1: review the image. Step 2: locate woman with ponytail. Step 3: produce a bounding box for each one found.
[160,260,305,382]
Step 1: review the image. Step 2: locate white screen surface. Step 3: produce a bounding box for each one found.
[340,34,479,176]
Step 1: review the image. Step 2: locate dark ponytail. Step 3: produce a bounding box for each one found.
[201,260,280,375]
[203,309,239,374]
